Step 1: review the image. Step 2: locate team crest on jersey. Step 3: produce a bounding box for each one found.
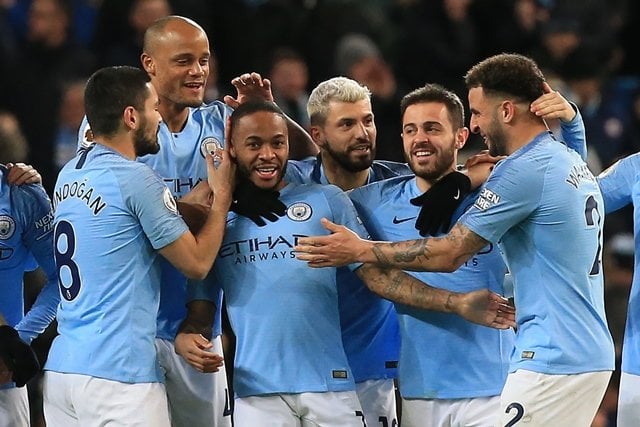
[80,123,95,148]
[473,188,501,211]
[200,137,223,158]
[163,187,178,214]
[286,202,312,221]
[0,215,16,240]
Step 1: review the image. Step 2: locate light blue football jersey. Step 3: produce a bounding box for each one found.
[597,153,640,376]
[0,165,58,343]
[190,182,368,397]
[284,157,410,382]
[461,132,615,374]
[77,101,232,341]
[46,144,188,383]
[350,176,513,398]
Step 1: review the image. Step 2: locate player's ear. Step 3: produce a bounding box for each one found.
[141,53,155,75]
[309,125,324,148]
[455,127,469,149]
[123,106,138,131]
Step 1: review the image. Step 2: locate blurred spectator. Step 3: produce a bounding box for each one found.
[0,110,29,163]
[94,0,171,67]
[334,33,404,162]
[561,46,640,170]
[0,0,95,193]
[390,0,477,101]
[54,79,86,171]
[269,47,310,130]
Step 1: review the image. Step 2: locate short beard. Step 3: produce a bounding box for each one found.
[323,140,374,173]
[134,126,160,157]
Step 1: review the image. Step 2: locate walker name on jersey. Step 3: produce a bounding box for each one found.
[565,164,596,189]
[53,180,107,215]
[219,234,308,265]
[163,177,204,197]
[473,188,501,211]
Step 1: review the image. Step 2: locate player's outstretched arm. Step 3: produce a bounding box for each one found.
[296,218,487,272]
[355,265,515,329]
[159,146,235,279]
[175,300,224,373]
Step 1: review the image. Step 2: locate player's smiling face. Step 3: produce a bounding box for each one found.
[230,111,289,191]
[468,87,508,157]
[314,100,377,172]
[145,20,210,109]
[401,102,464,181]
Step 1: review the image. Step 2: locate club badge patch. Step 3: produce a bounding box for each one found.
[286,202,312,222]
[0,215,16,240]
[80,123,95,148]
[200,137,223,158]
[163,187,178,214]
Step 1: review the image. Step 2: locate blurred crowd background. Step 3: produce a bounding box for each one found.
[1,0,638,425]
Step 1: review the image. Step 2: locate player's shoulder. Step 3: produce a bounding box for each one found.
[351,175,412,201]
[370,160,412,180]
[191,101,232,120]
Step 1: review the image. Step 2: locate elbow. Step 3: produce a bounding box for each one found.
[182,264,211,280]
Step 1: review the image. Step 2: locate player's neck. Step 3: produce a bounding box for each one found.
[320,153,368,191]
[506,118,548,155]
[414,166,457,193]
[159,101,189,133]
[96,137,136,160]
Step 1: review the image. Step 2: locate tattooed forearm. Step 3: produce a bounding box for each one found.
[358,265,451,312]
[369,223,488,272]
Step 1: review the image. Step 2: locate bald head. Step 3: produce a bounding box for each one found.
[143,15,206,56]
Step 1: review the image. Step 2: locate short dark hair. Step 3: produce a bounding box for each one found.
[400,84,465,129]
[230,100,286,130]
[464,53,545,103]
[84,66,151,137]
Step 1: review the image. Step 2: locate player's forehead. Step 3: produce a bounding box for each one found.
[326,99,373,122]
[152,22,209,57]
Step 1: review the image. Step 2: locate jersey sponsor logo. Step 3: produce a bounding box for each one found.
[521,351,535,359]
[200,137,223,158]
[163,187,178,214]
[163,177,203,197]
[474,188,501,211]
[0,215,16,239]
[80,123,94,149]
[392,215,416,224]
[286,202,312,221]
[34,210,55,236]
[566,163,596,189]
[219,234,308,265]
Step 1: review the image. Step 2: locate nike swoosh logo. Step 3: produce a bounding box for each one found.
[393,216,416,224]
[453,189,461,200]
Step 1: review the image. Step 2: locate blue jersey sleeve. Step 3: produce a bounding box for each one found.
[186,273,222,303]
[559,105,587,161]
[461,159,542,243]
[12,184,60,343]
[120,164,189,250]
[597,153,640,213]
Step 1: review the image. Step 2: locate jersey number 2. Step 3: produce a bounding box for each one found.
[584,195,603,275]
[54,220,82,301]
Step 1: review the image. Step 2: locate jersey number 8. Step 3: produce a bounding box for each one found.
[54,220,82,301]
